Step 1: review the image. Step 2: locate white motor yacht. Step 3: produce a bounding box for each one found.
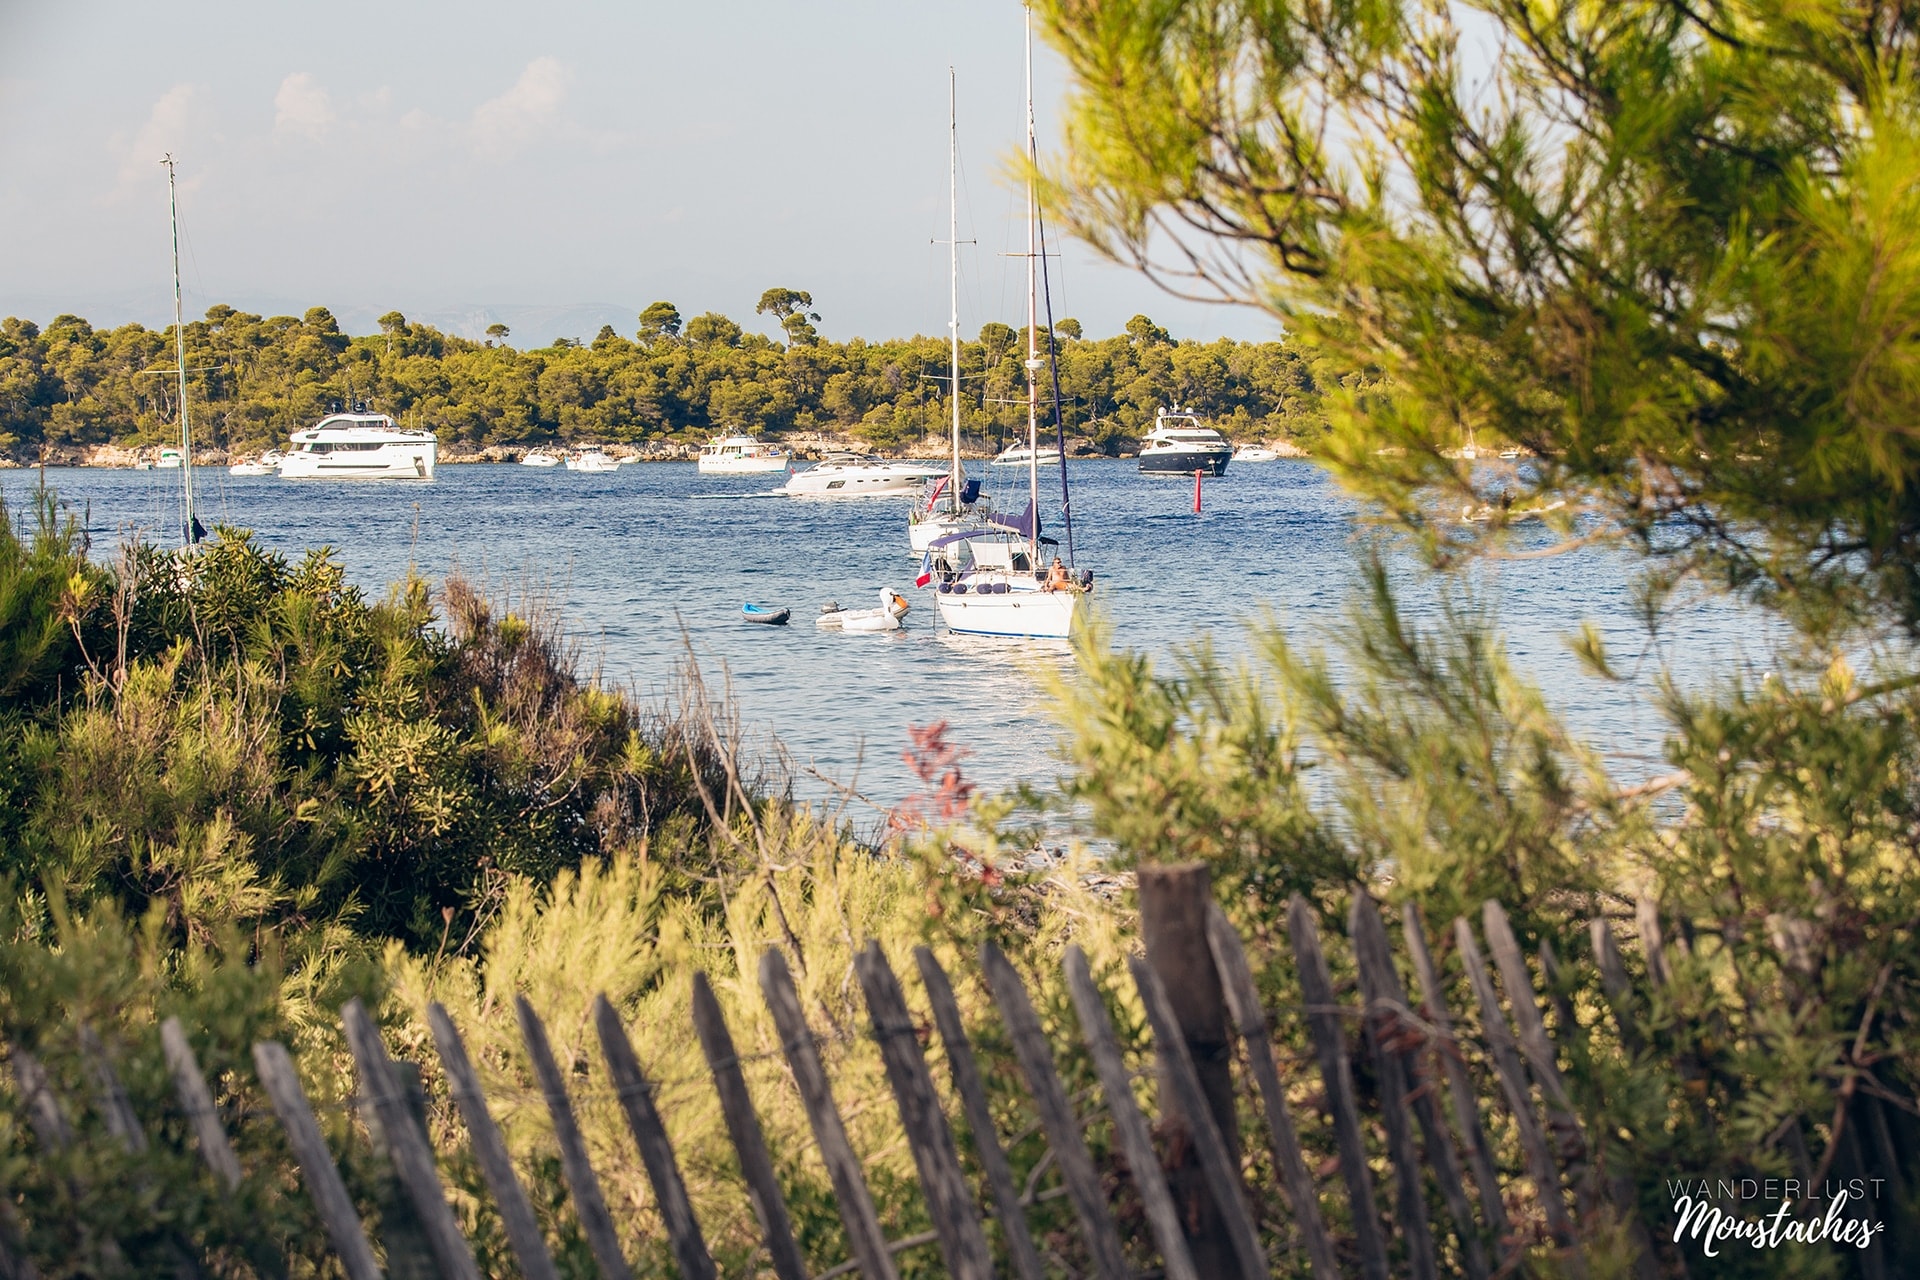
[1233,443,1281,463]
[781,454,942,497]
[566,448,620,473]
[279,413,436,479]
[156,447,183,470]
[699,435,790,474]
[1138,408,1232,475]
[520,449,560,467]
[989,442,1062,468]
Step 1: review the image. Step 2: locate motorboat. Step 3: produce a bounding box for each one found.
[927,16,1097,641]
[566,448,619,473]
[520,449,560,467]
[1138,408,1232,475]
[279,413,437,479]
[989,442,1062,468]
[699,435,790,474]
[156,447,183,470]
[817,589,911,632]
[741,603,791,626]
[228,451,282,476]
[781,454,942,497]
[1232,443,1281,463]
[906,73,1000,557]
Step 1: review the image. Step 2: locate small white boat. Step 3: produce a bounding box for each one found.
[699,435,790,474]
[816,589,911,632]
[990,442,1062,468]
[781,454,942,497]
[156,447,183,470]
[229,452,278,476]
[1499,447,1522,460]
[1139,408,1232,475]
[521,450,561,467]
[566,448,620,473]
[280,413,436,479]
[1233,444,1281,463]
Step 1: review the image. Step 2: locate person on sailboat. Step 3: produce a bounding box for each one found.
[1043,556,1071,592]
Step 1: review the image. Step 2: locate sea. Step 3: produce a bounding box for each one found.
[10,459,1774,825]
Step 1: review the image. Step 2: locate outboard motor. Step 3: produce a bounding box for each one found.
[1078,569,1094,591]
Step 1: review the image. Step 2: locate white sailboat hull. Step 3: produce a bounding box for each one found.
[934,578,1079,639]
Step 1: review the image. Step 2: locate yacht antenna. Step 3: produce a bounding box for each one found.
[164,154,199,546]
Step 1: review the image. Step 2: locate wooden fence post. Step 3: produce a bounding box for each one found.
[1203,905,1342,1280]
[759,947,898,1280]
[912,947,1046,1280]
[515,994,634,1280]
[341,998,482,1280]
[1400,904,1514,1255]
[426,1002,561,1280]
[978,940,1131,1280]
[159,1018,244,1192]
[1286,895,1392,1280]
[1137,862,1246,1279]
[690,972,811,1280]
[592,993,718,1280]
[853,943,993,1280]
[1061,946,1200,1280]
[251,1040,383,1280]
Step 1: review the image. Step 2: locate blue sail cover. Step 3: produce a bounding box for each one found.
[992,499,1039,541]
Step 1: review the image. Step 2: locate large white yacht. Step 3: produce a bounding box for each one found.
[279,413,437,479]
[698,435,790,474]
[1138,407,1232,476]
[780,454,942,497]
[988,442,1062,468]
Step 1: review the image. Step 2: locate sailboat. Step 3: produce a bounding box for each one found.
[908,70,996,556]
[163,155,205,547]
[924,6,1093,639]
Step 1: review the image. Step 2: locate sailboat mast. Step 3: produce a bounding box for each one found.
[164,154,197,545]
[1023,3,1040,564]
[948,69,963,516]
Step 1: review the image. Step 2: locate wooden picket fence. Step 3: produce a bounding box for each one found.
[0,866,1898,1278]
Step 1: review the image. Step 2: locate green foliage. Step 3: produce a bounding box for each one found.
[0,303,1354,456]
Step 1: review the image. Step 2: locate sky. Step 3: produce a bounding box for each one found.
[0,1,1274,345]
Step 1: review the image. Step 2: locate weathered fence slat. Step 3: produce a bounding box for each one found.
[853,943,994,1280]
[978,940,1132,1280]
[1286,895,1393,1280]
[426,1002,561,1280]
[1401,904,1514,1254]
[1588,919,1645,1056]
[159,1018,244,1191]
[1481,903,1600,1226]
[1454,917,1581,1259]
[690,972,811,1280]
[342,998,483,1280]
[77,1024,146,1153]
[0,1190,37,1280]
[759,947,899,1280]
[912,947,1046,1280]
[1204,905,1342,1280]
[10,1051,72,1153]
[1062,946,1200,1280]
[251,1040,383,1280]
[1129,955,1273,1280]
[514,994,634,1280]
[593,993,719,1280]
[1347,897,1454,1280]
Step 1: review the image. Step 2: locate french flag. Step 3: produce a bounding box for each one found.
[915,551,934,589]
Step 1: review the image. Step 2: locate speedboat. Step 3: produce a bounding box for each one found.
[228,450,282,476]
[156,447,183,470]
[781,454,942,497]
[927,525,1084,640]
[566,448,619,473]
[989,442,1062,468]
[279,413,437,479]
[521,449,560,467]
[1138,408,1232,475]
[1233,443,1280,463]
[699,435,790,474]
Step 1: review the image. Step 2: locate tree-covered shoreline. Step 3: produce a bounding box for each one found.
[0,302,1359,461]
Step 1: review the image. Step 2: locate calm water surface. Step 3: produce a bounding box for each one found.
[12,460,1769,813]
